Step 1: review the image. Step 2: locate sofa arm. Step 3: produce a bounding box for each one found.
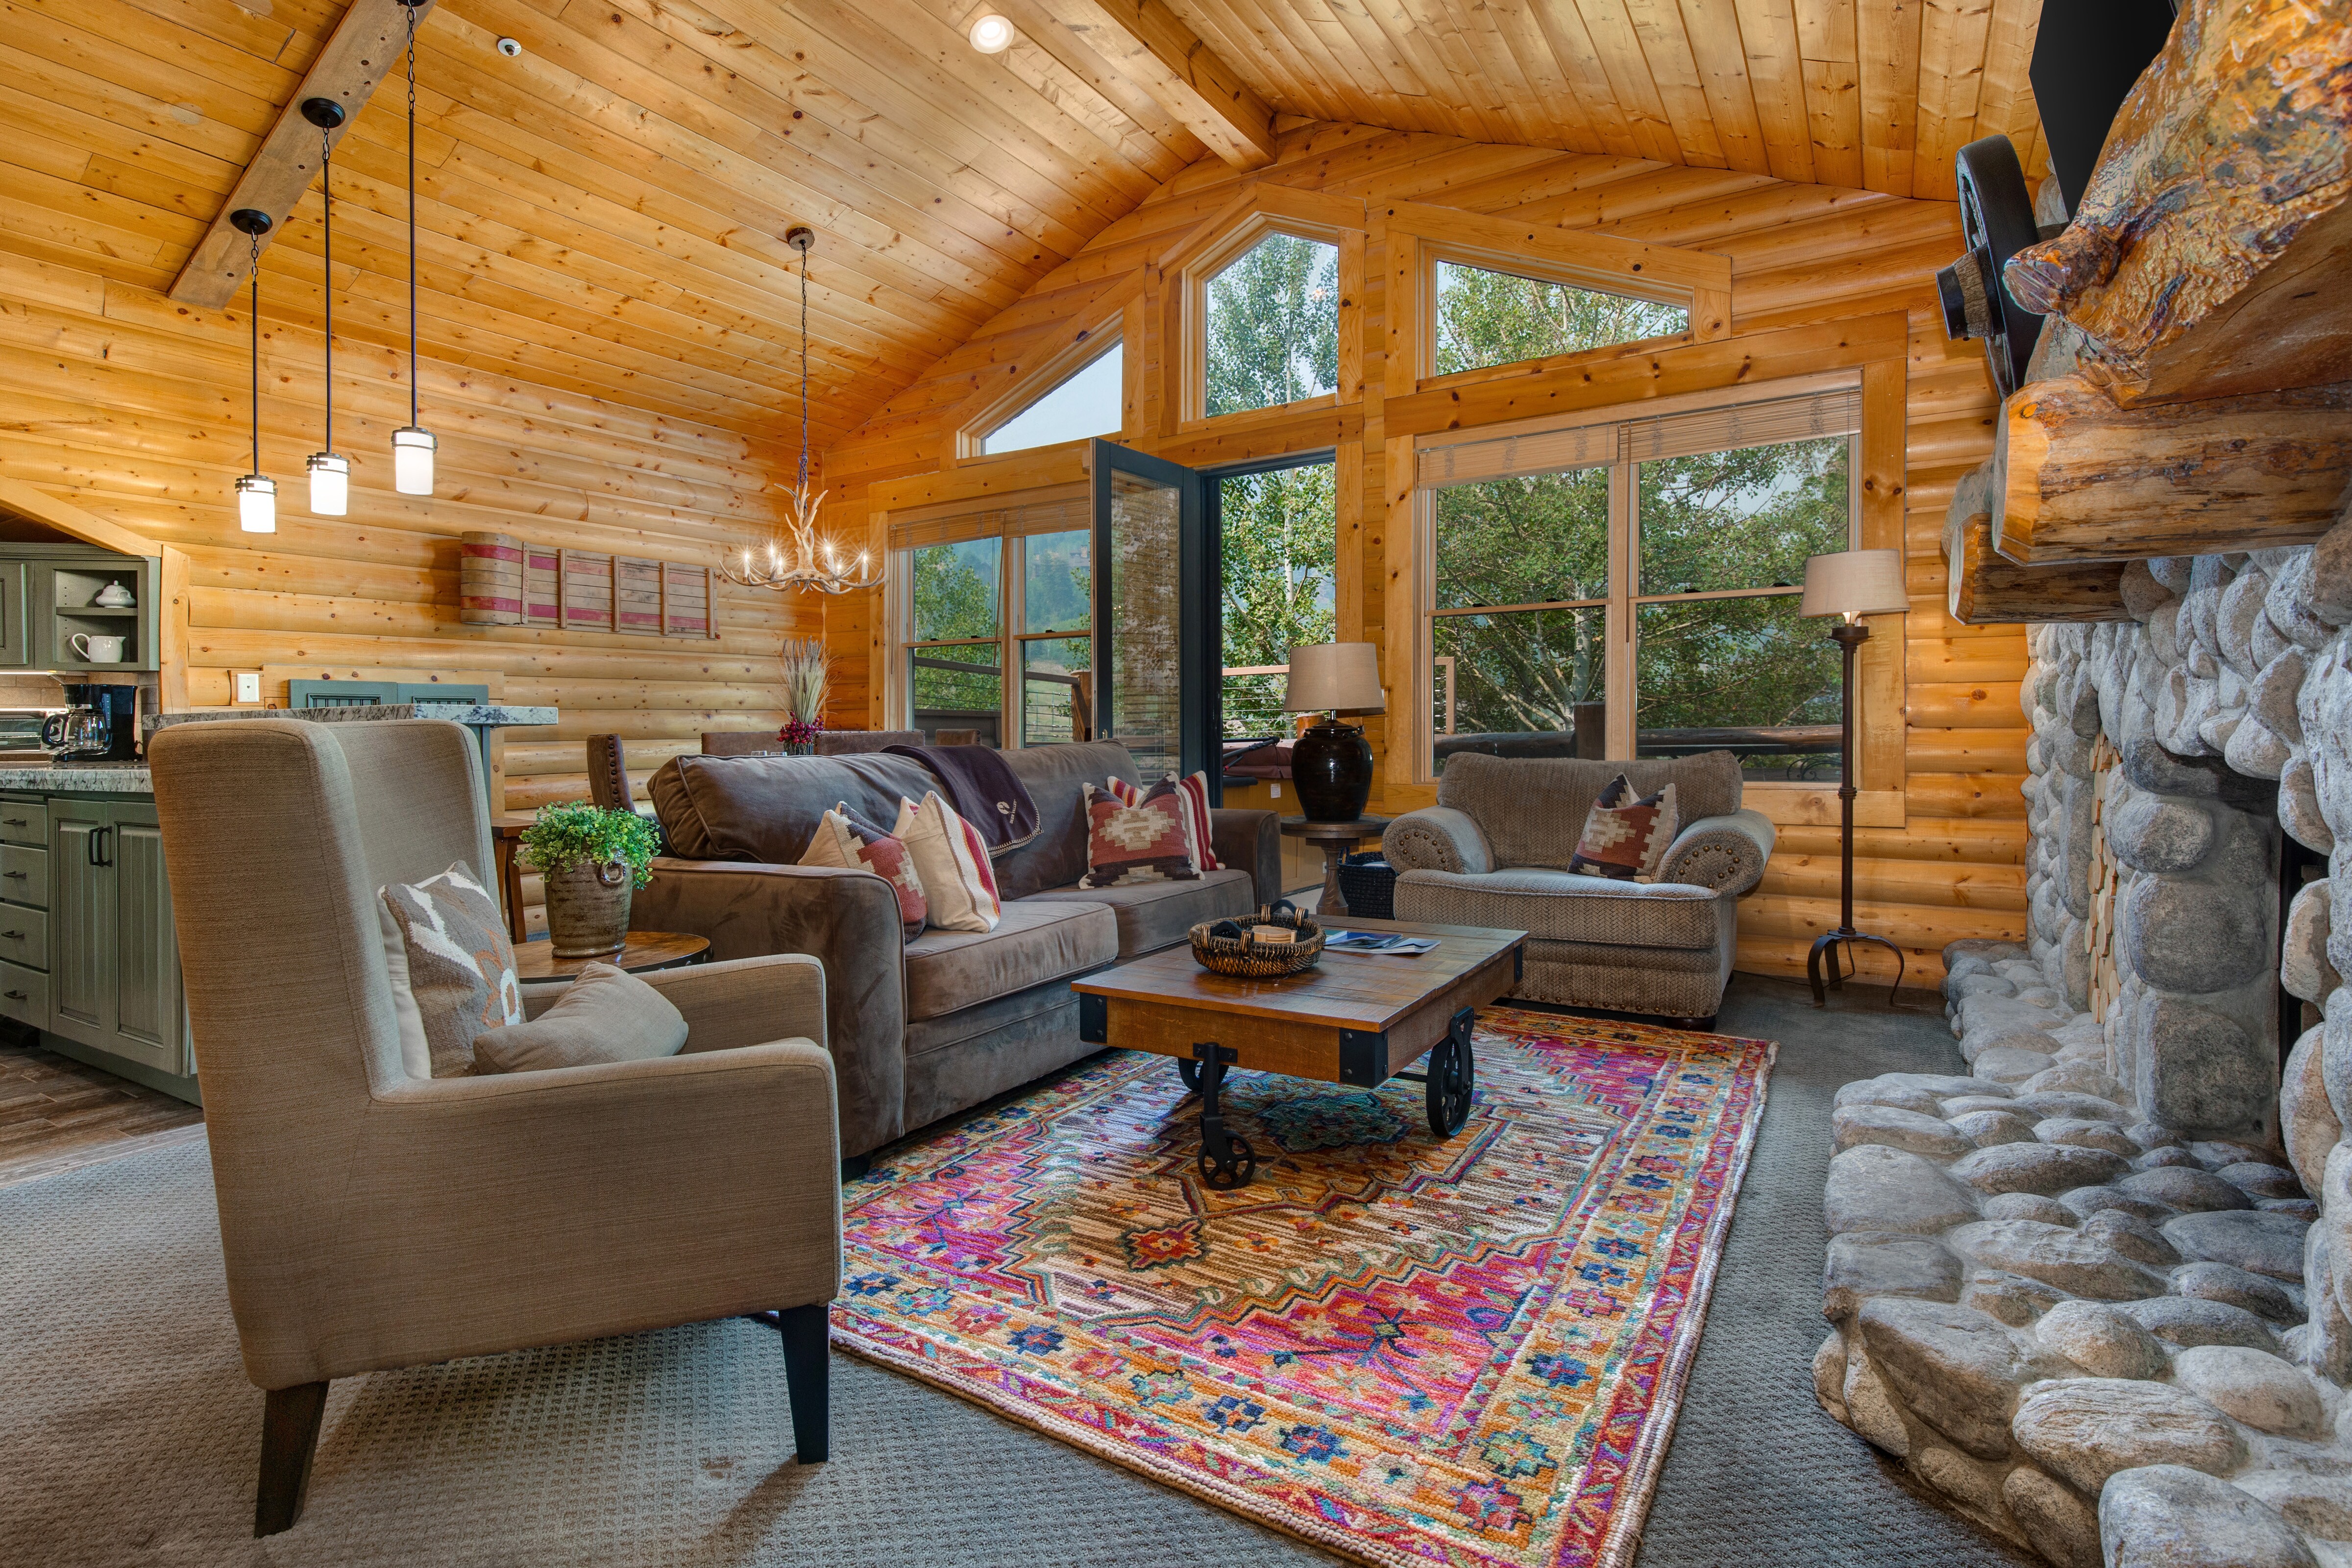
[1210,807,1281,906]
[1383,808,1494,876]
[1657,809,1776,896]
[629,858,907,1157]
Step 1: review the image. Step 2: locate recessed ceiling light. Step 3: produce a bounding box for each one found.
[968,13,1014,52]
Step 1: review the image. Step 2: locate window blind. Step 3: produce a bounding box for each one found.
[885,482,1089,553]
[1417,388,1862,488]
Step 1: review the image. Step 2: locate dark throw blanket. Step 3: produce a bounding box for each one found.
[884,744,1040,854]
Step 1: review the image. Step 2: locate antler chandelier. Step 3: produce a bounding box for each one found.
[721,227,880,595]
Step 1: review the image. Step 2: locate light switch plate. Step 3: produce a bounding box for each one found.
[233,671,262,704]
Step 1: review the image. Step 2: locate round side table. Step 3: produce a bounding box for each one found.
[1279,816,1391,917]
[514,930,709,982]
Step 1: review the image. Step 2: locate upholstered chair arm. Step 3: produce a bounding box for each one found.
[1656,808,1776,896]
[645,954,827,1053]
[1209,807,1281,907]
[296,1042,842,1385]
[628,858,906,1157]
[1383,808,1494,876]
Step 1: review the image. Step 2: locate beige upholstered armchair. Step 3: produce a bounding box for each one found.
[148,719,842,1536]
[1383,751,1776,1026]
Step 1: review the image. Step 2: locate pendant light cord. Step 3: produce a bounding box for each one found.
[405,7,419,426]
[320,121,333,454]
[249,231,261,474]
[798,249,809,491]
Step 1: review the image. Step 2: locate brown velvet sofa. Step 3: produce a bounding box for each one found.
[635,740,1278,1159]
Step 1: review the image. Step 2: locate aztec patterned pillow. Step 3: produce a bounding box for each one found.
[377,861,525,1078]
[799,801,928,941]
[1567,775,1679,883]
[1105,770,1221,870]
[893,791,1003,933]
[1079,779,1202,889]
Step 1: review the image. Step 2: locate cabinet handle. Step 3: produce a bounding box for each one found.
[1,818,23,827]
[2,870,23,880]
[4,990,25,1001]
[0,930,20,939]
[98,825,111,868]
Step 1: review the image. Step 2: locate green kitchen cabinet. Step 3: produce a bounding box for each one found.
[47,797,188,1081]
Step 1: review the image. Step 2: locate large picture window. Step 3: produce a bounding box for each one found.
[894,495,1092,746]
[1421,388,1861,782]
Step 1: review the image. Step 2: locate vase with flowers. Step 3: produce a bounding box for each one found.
[780,635,831,756]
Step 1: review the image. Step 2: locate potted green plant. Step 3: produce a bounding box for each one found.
[518,801,662,958]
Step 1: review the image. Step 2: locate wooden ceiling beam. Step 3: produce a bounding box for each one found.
[170,0,438,311]
[1063,0,1277,169]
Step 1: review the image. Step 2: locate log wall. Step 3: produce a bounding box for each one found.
[818,123,2032,985]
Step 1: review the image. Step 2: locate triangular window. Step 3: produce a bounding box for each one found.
[980,341,1123,455]
[1433,261,1687,377]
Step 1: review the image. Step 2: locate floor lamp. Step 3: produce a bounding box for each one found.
[1800,549,1910,1008]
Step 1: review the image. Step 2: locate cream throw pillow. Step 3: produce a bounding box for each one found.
[471,963,688,1074]
[892,791,1003,933]
[378,861,523,1078]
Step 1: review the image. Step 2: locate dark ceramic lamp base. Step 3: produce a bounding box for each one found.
[1292,718,1373,822]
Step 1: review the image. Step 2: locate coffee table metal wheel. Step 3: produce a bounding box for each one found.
[1187,1046,1257,1190]
[1176,1058,1201,1094]
[1423,1008,1476,1137]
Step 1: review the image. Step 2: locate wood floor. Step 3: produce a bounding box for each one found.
[0,1027,203,1190]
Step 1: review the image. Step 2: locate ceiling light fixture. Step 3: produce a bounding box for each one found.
[230,208,276,534]
[968,13,1014,52]
[300,96,350,517]
[716,229,879,595]
[392,0,435,496]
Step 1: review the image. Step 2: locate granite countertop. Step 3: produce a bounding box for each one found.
[0,763,151,795]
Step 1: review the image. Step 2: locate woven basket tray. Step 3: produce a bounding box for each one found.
[1189,902,1324,978]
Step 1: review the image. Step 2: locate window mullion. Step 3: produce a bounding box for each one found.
[1604,459,1635,759]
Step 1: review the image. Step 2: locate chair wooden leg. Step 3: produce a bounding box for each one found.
[775,1302,831,1464]
[254,1380,329,1537]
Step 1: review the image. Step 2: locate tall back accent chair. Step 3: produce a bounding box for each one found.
[1381,751,1775,1027]
[586,730,635,812]
[148,719,843,1537]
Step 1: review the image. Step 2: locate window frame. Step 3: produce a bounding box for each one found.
[892,523,1096,749]
[1422,243,1695,386]
[949,284,1138,466]
[1409,370,1878,794]
[1178,209,1364,433]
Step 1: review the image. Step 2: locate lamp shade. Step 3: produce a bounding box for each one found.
[1283,642,1384,715]
[1799,549,1907,618]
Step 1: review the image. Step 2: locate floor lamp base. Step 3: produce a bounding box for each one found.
[1808,927,1907,1010]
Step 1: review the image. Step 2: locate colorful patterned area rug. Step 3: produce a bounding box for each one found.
[833,1008,1775,1568]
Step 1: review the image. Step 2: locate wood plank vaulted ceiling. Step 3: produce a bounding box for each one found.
[2,0,2041,459]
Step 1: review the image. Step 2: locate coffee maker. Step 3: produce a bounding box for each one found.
[42,683,139,763]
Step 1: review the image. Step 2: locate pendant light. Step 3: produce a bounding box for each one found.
[230,208,276,534]
[391,0,435,495]
[300,96,350,517]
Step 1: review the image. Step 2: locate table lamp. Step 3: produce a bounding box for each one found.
[1283,643,1384,822]
[1799,549,1909,1007]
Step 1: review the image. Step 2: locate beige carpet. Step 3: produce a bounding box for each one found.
[0,1129,1328,1567]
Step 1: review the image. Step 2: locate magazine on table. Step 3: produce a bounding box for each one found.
[1323,929,1440,956]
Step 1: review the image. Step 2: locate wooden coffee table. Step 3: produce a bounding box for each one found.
[1071,916,1526,1189]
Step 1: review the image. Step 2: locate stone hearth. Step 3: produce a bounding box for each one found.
[1813,498,2352,1566]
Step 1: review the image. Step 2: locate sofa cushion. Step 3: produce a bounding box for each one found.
[1024,868,1254,958]
[1436,751,1740,870]
[904,899,1116,1023]
[648,751,936,863]
[1393,867,1723,950]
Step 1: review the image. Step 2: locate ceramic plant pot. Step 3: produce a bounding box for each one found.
[542,859,632,957]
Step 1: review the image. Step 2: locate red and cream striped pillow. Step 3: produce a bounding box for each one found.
[893,791,1003,933]
[1104,770,1220,871]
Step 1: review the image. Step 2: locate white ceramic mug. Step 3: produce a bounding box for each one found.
[70,633,125,663]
